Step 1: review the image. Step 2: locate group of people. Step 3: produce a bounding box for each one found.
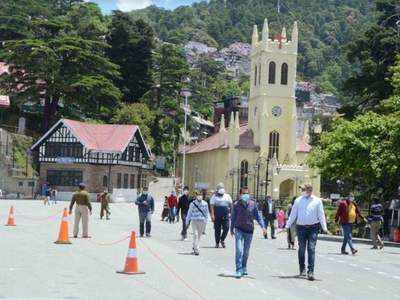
[40,183,57,205]
[66,180,387,282]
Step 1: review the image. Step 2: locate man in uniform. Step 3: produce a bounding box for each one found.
[69,183,92,238]
[100,190,111,220]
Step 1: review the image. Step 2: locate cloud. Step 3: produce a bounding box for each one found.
[116,0,153,11]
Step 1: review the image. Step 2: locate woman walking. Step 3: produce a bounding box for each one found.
[186,191,209,256]
[286,197,297,249]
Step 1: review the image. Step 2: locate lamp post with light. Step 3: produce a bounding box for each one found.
[180,77,191,192]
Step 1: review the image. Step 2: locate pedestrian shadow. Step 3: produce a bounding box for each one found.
[327,252,346,256]
[277,247,296,251]
[272,275,322,282]
[201,246,219,249]
[177,252,195,256]
[218,273,256,279]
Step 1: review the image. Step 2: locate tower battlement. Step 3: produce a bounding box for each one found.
[251,19,298,55]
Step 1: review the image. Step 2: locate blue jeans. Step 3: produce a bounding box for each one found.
[235,229,253,273]
[341,224,355,252]
[297,224,319,273]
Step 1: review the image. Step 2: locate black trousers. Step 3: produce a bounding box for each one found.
[139,211,151,236]
[214,218,229,244]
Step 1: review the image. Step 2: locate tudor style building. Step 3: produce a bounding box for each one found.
[31,119,153,193]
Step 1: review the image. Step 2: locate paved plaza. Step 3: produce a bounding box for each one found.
[1,182,400,299]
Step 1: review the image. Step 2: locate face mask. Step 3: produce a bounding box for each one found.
[241,194,250,203]
[217,188,225,195]
[196,196,203,201]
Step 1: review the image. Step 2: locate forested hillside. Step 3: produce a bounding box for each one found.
[130,0,375,93]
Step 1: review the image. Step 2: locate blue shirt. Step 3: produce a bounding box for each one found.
[135,193,154,214]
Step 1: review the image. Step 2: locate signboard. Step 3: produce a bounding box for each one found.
[155,157,166,170]
[330,193,341,200]
[56,157,75,164]
[195,182,209,190]
[0,95,10,108]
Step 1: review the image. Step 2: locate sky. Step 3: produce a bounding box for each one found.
[88,0,201,13]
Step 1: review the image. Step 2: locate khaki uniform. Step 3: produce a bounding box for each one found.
[69,190,92,237]
[100,193,111,219]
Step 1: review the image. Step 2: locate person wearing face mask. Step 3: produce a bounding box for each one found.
[135,186,155,237]
[186,190,210,255]
[230,188,267,278]
[285,184,329,281]
[210,183,233,248]
[177,186,192,240]
[335,193,364,255]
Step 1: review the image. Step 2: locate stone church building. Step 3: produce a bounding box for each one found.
[180,19,320,201]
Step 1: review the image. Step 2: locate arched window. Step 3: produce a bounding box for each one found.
[268,61,276,84]
[254,65,258,86]
[258,63,262,85]
[102,175,108,187]
[268,131,279,159]
[240,160,249,189]
[281,63,288,85]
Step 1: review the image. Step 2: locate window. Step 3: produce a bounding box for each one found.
[117,173,122,188]
[102,175,108,187]
[281,63,288,85]
[254,65,258,86]
[135,147,141,162]
[141,175,147,189]
[128,146,134,161]
[45,142,83,158]
[47,170,83,187]
[240,160,249,189]
[123,174,129,189]
[130,174,135,189]
[258,63,262,85]
[268,61,276,84]
[268,131,280,159]
[18,181,23,187]
[28,182,35,187]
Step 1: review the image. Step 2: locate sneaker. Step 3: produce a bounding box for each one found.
[194,251,200,256]
[264,234,268,239]
[341,251,349,255]
[272,236,276,239]
[307,271,315,281]
[215,243,219,248]
[351,249,358,255]
[371,246,378,250]
[146,234,151,237]
[299,269,307,277]
[221,241,226,248]
[235,271,242,279]
[140,234,144,238]
[82,236,92,238]
[242,269,248,276]
[379,244,384,250]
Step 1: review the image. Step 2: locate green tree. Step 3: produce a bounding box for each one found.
[107,12,155,102]
[0,2,121,131]
[111,103,156,148]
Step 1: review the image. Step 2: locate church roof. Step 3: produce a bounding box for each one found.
[182,124,311,154]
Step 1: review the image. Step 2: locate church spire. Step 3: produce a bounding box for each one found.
[251,25,259,48]
[219,114,226,132]
[281,27,287,41]
[262,18,269,42]
[292,21,298,45]
[229,111,235,129]
[235,111,240,129]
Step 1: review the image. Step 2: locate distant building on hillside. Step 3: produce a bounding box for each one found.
[30,119,153,199]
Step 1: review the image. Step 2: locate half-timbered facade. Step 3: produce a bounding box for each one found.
[31,119,153,193]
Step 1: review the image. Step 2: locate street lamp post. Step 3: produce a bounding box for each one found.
[180,77,191,192]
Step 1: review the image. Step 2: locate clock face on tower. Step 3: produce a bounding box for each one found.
[271,106,282,117]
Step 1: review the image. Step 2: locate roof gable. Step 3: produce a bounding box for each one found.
[31,119,150,156]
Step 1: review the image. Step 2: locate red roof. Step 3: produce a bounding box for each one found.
[32,119,149,155]
[183,124,311,154]
[64,119,139,152]
[296,138,312,153]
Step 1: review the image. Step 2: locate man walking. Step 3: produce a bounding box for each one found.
[231,188,267,278]
[368,198,384,249]
[186,191,209,255]
[177,186,191,240]
[335,194,364,255]
[135,187,155,237]
[69,183,92,238]
[285,184,328,281]
[210,183,232,248]
[100,190,111,220]
[260,195,276,239]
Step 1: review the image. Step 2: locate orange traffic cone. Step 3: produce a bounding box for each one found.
[5,206,16,226]
[117,231,145,275]
[54,208,71,244]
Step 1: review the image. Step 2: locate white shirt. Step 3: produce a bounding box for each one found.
[210,193,232,207]
[285,195,327,232]
[268,200,273,214]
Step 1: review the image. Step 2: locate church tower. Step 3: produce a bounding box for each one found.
[248,19,298,164]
